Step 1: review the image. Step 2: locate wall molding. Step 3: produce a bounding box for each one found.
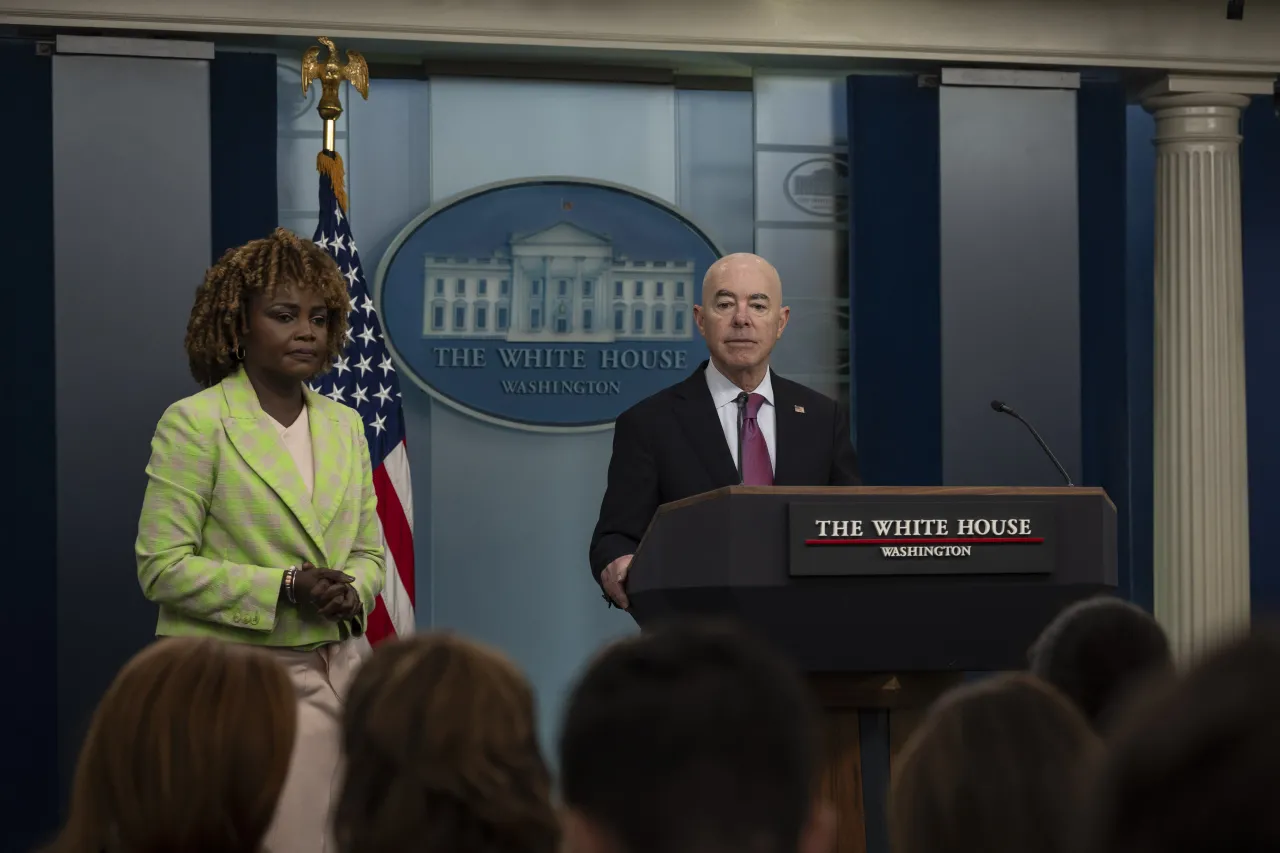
[55,34,213,59]
[5,0,1280,73]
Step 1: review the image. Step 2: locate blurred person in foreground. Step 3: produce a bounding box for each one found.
[1087,627,1280,853]
[135,227,386,853]
[558,621,833,853]
[44,637,296,853]
[1028,594,1173,731]
[335,633,559,853]
[889,673,1101,853]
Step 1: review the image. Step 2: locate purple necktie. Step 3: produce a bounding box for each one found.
[740,392,773,486]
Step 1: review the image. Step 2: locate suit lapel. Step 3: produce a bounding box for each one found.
[220,370,328,559]
[673,363,740,487]
[305,386,352,534]
[771,373,804,486]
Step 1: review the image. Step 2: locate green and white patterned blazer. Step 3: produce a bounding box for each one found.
[136,367,386,648]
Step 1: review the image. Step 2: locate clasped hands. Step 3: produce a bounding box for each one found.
[293,561,362,621]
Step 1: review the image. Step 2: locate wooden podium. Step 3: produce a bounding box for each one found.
[625,485,1116,853]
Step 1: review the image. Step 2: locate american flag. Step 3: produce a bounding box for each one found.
[310,152,416,647]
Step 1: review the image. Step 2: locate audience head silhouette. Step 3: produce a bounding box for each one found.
[1089,626,1280,853]
[558,621,831,853]
[46,637,296,853]
[889,673,1100,853]
[335,632,559,853]
[1029,595,1173,730]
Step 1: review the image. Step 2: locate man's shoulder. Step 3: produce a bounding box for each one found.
[614,367,703,426]
[773,373,840,416]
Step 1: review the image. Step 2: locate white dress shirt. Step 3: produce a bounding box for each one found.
[705,359,776,476]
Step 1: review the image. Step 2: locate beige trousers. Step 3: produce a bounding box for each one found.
[263,638,365,853]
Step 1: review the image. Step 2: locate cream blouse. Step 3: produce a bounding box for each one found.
[270,404,315,500]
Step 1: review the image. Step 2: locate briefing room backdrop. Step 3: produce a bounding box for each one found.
[13,36,1280,853]
[336,69,824,753]
[197,54,1280,749]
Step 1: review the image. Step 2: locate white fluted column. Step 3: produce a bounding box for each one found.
[1144,86,1258,660]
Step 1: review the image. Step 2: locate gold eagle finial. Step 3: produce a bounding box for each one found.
[301,36,369,122]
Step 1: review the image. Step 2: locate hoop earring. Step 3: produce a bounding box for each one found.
[234,345,245,361]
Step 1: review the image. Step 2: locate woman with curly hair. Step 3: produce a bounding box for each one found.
[335,633,560,853]
[135,227,386,853]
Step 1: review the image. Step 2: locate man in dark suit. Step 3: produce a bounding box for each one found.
[590,253,860,608]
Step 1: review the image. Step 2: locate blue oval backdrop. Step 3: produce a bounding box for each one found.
[375,179,721,431]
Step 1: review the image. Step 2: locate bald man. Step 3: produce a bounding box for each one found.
[589,253,861,608]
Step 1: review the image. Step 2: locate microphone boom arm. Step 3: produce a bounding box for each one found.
[990,400,1074,486]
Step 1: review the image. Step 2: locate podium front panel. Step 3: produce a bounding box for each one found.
[627,486,1117,671]
[789,498,1058,576]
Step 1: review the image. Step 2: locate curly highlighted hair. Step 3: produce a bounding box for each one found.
[185,227,350,388]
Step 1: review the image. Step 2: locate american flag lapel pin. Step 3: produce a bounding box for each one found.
[794,405,805,414]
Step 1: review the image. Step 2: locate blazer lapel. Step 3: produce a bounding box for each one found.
[673,363,740,487]
[771,372,803,486]
[305,387,353,534]
[220,370,328,558]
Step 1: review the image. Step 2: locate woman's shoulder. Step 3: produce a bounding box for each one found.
[156,384,227,433]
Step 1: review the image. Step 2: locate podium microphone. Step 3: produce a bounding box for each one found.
[990,399,1074,486]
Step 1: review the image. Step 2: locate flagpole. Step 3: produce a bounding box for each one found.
[302,36,370,210]
[324,118,337,156]
[304,40,414,646]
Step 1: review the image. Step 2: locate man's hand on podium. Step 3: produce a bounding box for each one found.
[601,554,633,610]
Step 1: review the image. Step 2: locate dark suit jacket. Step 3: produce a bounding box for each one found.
[589,361,861,579]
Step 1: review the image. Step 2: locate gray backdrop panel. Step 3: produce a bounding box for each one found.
[939,85,1082,486]
[53,53,212,787]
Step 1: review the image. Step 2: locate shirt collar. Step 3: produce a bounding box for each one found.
[269,403,309,437]
[705,359,774,411]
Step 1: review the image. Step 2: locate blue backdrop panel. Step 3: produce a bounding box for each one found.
[845,74,942,853]
[1124,106,1156,612]
[7,39,57,853]
[1078,82,1134,601]
[1243,96,1280,616]
[210,51,277,261]
[847,75,941,485]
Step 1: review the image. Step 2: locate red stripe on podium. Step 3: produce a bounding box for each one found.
[805,537,1045,546]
